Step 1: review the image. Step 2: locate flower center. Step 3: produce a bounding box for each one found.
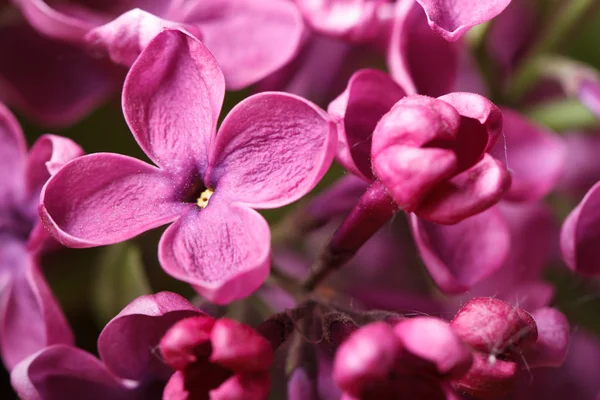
[196,189,214,208]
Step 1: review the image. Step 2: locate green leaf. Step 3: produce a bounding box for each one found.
[525,99,598,132]
[92,242,151,326]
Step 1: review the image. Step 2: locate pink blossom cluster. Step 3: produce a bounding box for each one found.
[1,0,600,399]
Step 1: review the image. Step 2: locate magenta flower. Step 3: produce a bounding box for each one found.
[329,68,509,224]
[0,102,82,369]
[333,317,472,399]
[451,297,569,399]
[40,29,336,304]
[11,292,203,399]
[160,315,273,400]
[14,0,304,90]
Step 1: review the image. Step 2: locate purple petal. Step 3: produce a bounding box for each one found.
[415,0,511,41]
[410,207,510,293]
[394,317,472,378]
[206,92,336,209]
[0,23,119,128]
[40,153,187,248]
[181,0,304,89]
[25,134,84,200]
[0,241,73,370]
[98,292,202,382]
[86,9,197,67]
[524,308,570,368]
[578,78,600,119]
[490,108,565,201]
[123,29,224,174]
[415,154,511,224]
[209,373,271,400]
[560,181,600,275]
[328,69,407,181]
[159,199,271,304]
[388,0,459,96]
[11,345,134,400]
[0,101,26,204]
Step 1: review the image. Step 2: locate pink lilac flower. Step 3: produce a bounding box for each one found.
[160,315,274,400]
[0,102,82,369]
[333,317,473,399]
[0,4,121,127]
[13,0,304,90]
[451,297,569,400]
[558,132,600,198]
[11,292,204,399]
[40,29,337,304]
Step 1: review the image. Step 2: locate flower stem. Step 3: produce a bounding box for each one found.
[301,180,399,291]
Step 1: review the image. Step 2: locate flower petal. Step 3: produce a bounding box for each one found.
[388,0,459,97]
[182,0,304,89]
[98,292,202,382]
[560,181,600,275]
[524,308,570,368]
[40,153,187,248]
[85,9,197,67]
[25,134,84,200]
[416,154,511,224]
[11,345,134,400]
[415,0,511,41]
[206,92,336,209]
[0,240,73,370]
[557,132,600,198]
[490,108,565,201]
[159,199,271,304]
[410,207,510,293]
[0,24,119,128]
[123,29,224,174]
[209,373,271,400]
[328,69,407,181]
[0,101,26,204]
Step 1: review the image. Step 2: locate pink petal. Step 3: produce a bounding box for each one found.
[328,69,407,181]
[40,153,187,248]
[122,29,224,174]
[11,345,133,400]
[524,308,570,368]
[490,108,565,201]
[437,92,503,153]
[182,0,304,89]
[415,0,512,41]
[295,0,387,42]
[98,292,202,382]
[0,241,73,370]
[557,132,600,198]
[86,9,198,67]
[159,199,271,304]
[560,181,600,275]
[388,0,459,96]
[207,92,336,209]
[410,207,510,293]
[416,154,511,224]
[0,101,26,203]
[394,317,472,378]
[210,373,271,400]
[25,134,84,199]
[210,318,273,372]
[0,23,120,128]
[578,78,600,119]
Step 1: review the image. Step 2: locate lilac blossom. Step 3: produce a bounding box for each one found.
[333,317,473,399]
[160,315,274,400]
[0,102,82,369]
[11,292,204,399]
[40,29,337,304]
[13,0,304,90]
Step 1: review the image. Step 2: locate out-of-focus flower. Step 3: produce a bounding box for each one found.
[557,132,600,198]
[13,0,304,90]
[40,29,337,304]
[160,316,273,400]
[11,292,203,400]
[0,102,82,369]
[334,317,472,399]
[451,297,569,399]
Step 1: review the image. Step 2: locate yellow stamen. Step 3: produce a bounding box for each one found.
[196,189,214,208]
